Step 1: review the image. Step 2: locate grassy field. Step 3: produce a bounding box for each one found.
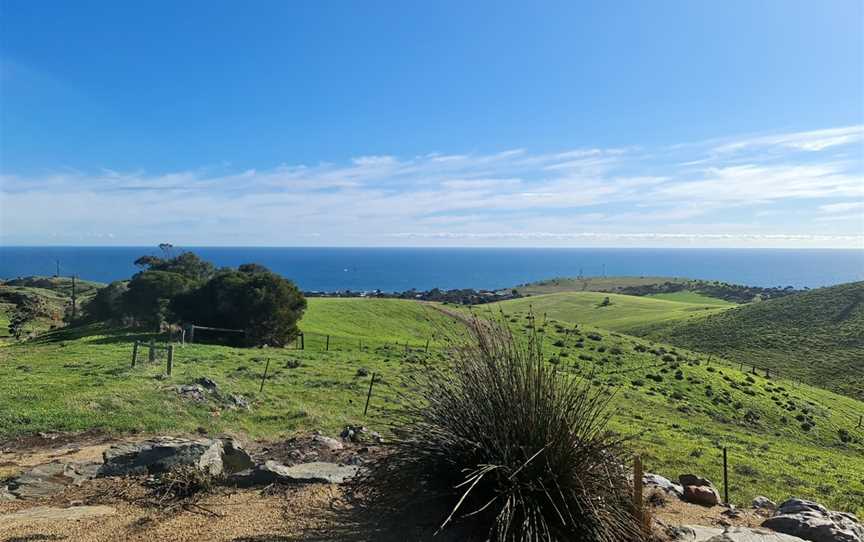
[639,282,864,401]
[478,291,731,333]
[1,296,863,515]
[646,291,735,306]
[515,276,689,296]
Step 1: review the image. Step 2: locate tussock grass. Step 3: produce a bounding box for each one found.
[358,316,642,542]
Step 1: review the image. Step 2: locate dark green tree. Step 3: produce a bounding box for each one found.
[173,264,306,346]
[83,281,129,323]
[122,270,193,328]
[133,251,215,283]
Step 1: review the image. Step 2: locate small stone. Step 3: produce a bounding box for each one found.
[312,434,343,451]
[753,496,777,511]
[195,377,218,391]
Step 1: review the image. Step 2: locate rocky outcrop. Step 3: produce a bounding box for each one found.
[762,499,864,542]
[753,496,778,511]
[97,437,253,477]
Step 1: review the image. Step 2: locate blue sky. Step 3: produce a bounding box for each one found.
[1,0,862,247]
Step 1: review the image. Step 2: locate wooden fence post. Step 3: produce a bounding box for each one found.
[363,373,376,416]
[326,335,330,351]
[723,447,729,505]
[300,333,304,350]
[633,455,643,524]
[188,326,195,344]
[259,358,270,393]
[131,341,139,367]
[167,345,174,376]
[148,340,156,363]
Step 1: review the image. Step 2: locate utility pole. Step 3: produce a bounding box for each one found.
[71,274,77,322]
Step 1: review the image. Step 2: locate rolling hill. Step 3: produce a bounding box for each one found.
[638,281,864,401]
[477,290,732,333]
[1,296,863,514]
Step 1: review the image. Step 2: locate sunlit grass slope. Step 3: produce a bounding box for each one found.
[0,297,862,515]
[481,291,730,333]
[640,282,864,400]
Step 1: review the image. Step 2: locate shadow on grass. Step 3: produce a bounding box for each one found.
[26,323,156,346]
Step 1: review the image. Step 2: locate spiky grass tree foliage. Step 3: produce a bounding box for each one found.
[357,316,642,542]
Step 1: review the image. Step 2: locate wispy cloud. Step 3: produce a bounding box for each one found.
[1,126,863,247]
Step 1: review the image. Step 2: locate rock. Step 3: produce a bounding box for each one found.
[708,526,808,541]
[680,474,716,488]
[672,525,808,541]
[370,431,384,444]
[6,462,100,499]
[278,462,360,484]
[754,496,778,511]
[683,485,721,507]
[723,505,743,519]
[176,384,207,402]
[644,472,684,498]
[312,434,343,452]
[762,498,864,542]
[226,461,359,487]
[228,394,250,410]
[0,505,116,527]
[670,525,724,541]
[98,437,252,477]
[0,485,17,501]
[195,377,218,391]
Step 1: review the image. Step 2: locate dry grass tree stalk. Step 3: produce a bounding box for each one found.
[356,314,643,542]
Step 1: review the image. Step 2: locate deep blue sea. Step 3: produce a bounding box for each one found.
[1,247,862,291]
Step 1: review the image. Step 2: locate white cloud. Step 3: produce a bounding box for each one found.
[712,125,864,154]
[2,126,863,247]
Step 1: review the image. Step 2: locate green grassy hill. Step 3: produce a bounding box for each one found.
[515,276,689,296]
[1,297,863,514]
[0,276,104,339]
[638,282,864,401]
[479,290,732,333]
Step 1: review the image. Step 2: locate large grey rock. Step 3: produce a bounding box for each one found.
[0,505,116,527]
[762,499,864,542]
[6,462,100,499]
[673,525,807,541]
[226,460,359,487]
[98,437,252,477]
[644,472,684,498]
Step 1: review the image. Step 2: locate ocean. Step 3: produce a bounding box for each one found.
[0,246,862,292]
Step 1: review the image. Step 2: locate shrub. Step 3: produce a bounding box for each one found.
[356,318,641,542]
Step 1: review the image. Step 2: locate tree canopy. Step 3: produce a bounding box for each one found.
[86,250,306,346]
